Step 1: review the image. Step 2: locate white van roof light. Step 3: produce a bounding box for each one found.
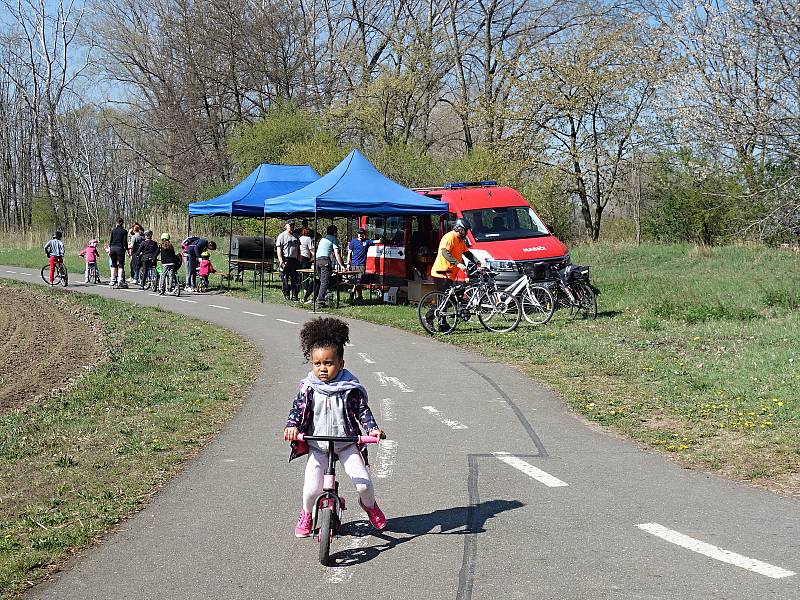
[443,180,497,189]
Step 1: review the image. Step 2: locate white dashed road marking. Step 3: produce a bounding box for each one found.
[636,523,795,579]
[358,352,375,364]
[242,311,264,317]
[208,304,230,310]
[491,452,569,487]
[381,398,395,422]
[5,270,17,274]
[374,372,414,393]
[175,298,197,304]
[276,318,299,325]
[374,439,398,479]
[422,406,468,430]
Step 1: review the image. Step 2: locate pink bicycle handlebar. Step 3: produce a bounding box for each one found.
[294,433,381,444]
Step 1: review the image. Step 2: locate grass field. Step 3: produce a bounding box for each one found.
[1,242,798,498]
[0,281,258,598]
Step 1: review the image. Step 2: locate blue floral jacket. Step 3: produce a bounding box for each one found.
[285,382,379,462]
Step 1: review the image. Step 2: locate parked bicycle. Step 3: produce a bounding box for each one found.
[503,267,556,325]
[418,266,521,334]
[295,433,381,566]
[535,262,598,320]
[40,261,68,287]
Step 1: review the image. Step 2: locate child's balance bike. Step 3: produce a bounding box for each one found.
[295,433,380,566]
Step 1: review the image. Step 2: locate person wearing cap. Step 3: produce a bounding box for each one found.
[135,230,160,289]
[276,220,301,301]
[346,227,382,302]
[430,218,480,292]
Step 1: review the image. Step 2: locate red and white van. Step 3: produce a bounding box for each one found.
[360,181,570,289]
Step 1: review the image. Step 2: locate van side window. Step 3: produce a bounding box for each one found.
[367,216,405,244]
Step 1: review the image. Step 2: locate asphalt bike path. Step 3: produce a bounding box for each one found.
[3,268,797,599]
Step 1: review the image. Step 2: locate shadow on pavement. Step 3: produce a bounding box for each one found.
[331,499,523,567]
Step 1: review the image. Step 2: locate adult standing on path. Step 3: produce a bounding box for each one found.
[430,218,479,292]
[276,220,301,301]
[315,224,346,307]
[108,218,129,289]
[185,238,217,292]
[128,224,144,284]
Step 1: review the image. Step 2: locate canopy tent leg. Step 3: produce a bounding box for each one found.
[313,211,318,312]
[227,213,233,291]
[260,215,266,303]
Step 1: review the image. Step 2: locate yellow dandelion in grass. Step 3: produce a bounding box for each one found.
[692,336,700,341]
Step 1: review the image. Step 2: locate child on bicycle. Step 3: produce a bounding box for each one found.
[197,250,215,291]
[283,317,387,537]
[43,230,65,285]
[158,233,180,293]
[79,239,101,283]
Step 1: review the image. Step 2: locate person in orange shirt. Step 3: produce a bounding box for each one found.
[430,218,480,291]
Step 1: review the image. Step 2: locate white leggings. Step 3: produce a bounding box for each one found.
[302,445,375,513]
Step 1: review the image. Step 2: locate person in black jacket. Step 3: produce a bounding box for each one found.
[135,230,160,289]
[108,217,129,288]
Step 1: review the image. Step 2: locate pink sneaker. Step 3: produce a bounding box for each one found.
[294,510,312,537]
[359,499,387,530]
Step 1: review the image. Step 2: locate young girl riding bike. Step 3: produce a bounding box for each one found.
[283,317,387,537]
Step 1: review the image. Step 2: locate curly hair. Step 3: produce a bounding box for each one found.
[299,317,350,361]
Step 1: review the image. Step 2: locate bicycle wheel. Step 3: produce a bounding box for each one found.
[40,265,52,285]
[318,506,333,566]
[570,282,597,320]
[418,291,458,335]
[521,284,555,325]
[478,290,521,332]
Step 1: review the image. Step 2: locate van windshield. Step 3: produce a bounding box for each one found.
[462,206,549,242]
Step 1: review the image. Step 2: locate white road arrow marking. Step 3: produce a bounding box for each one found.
[422,406,468,430]
[358,352,375,364]
[374,372,413,393]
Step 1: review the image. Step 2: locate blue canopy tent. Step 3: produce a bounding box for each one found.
[264,149,448,216]
[265,149,449,307]
[186,164,319,298]
[188,164,320,216]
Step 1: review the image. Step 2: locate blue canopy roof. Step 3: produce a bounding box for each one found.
[188,164,320,216]
[264,149,449,216]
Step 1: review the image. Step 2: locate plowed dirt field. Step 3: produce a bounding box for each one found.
[0,284,103,412]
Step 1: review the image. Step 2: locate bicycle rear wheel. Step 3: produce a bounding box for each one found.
[59,264,68,287]
[570,282,597,319]
[521,284,555,325]
[418,291,458,335]
[478,290,521,332]
[318,507,333,566]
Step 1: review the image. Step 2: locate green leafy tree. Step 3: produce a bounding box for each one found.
[227,104,320,172]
